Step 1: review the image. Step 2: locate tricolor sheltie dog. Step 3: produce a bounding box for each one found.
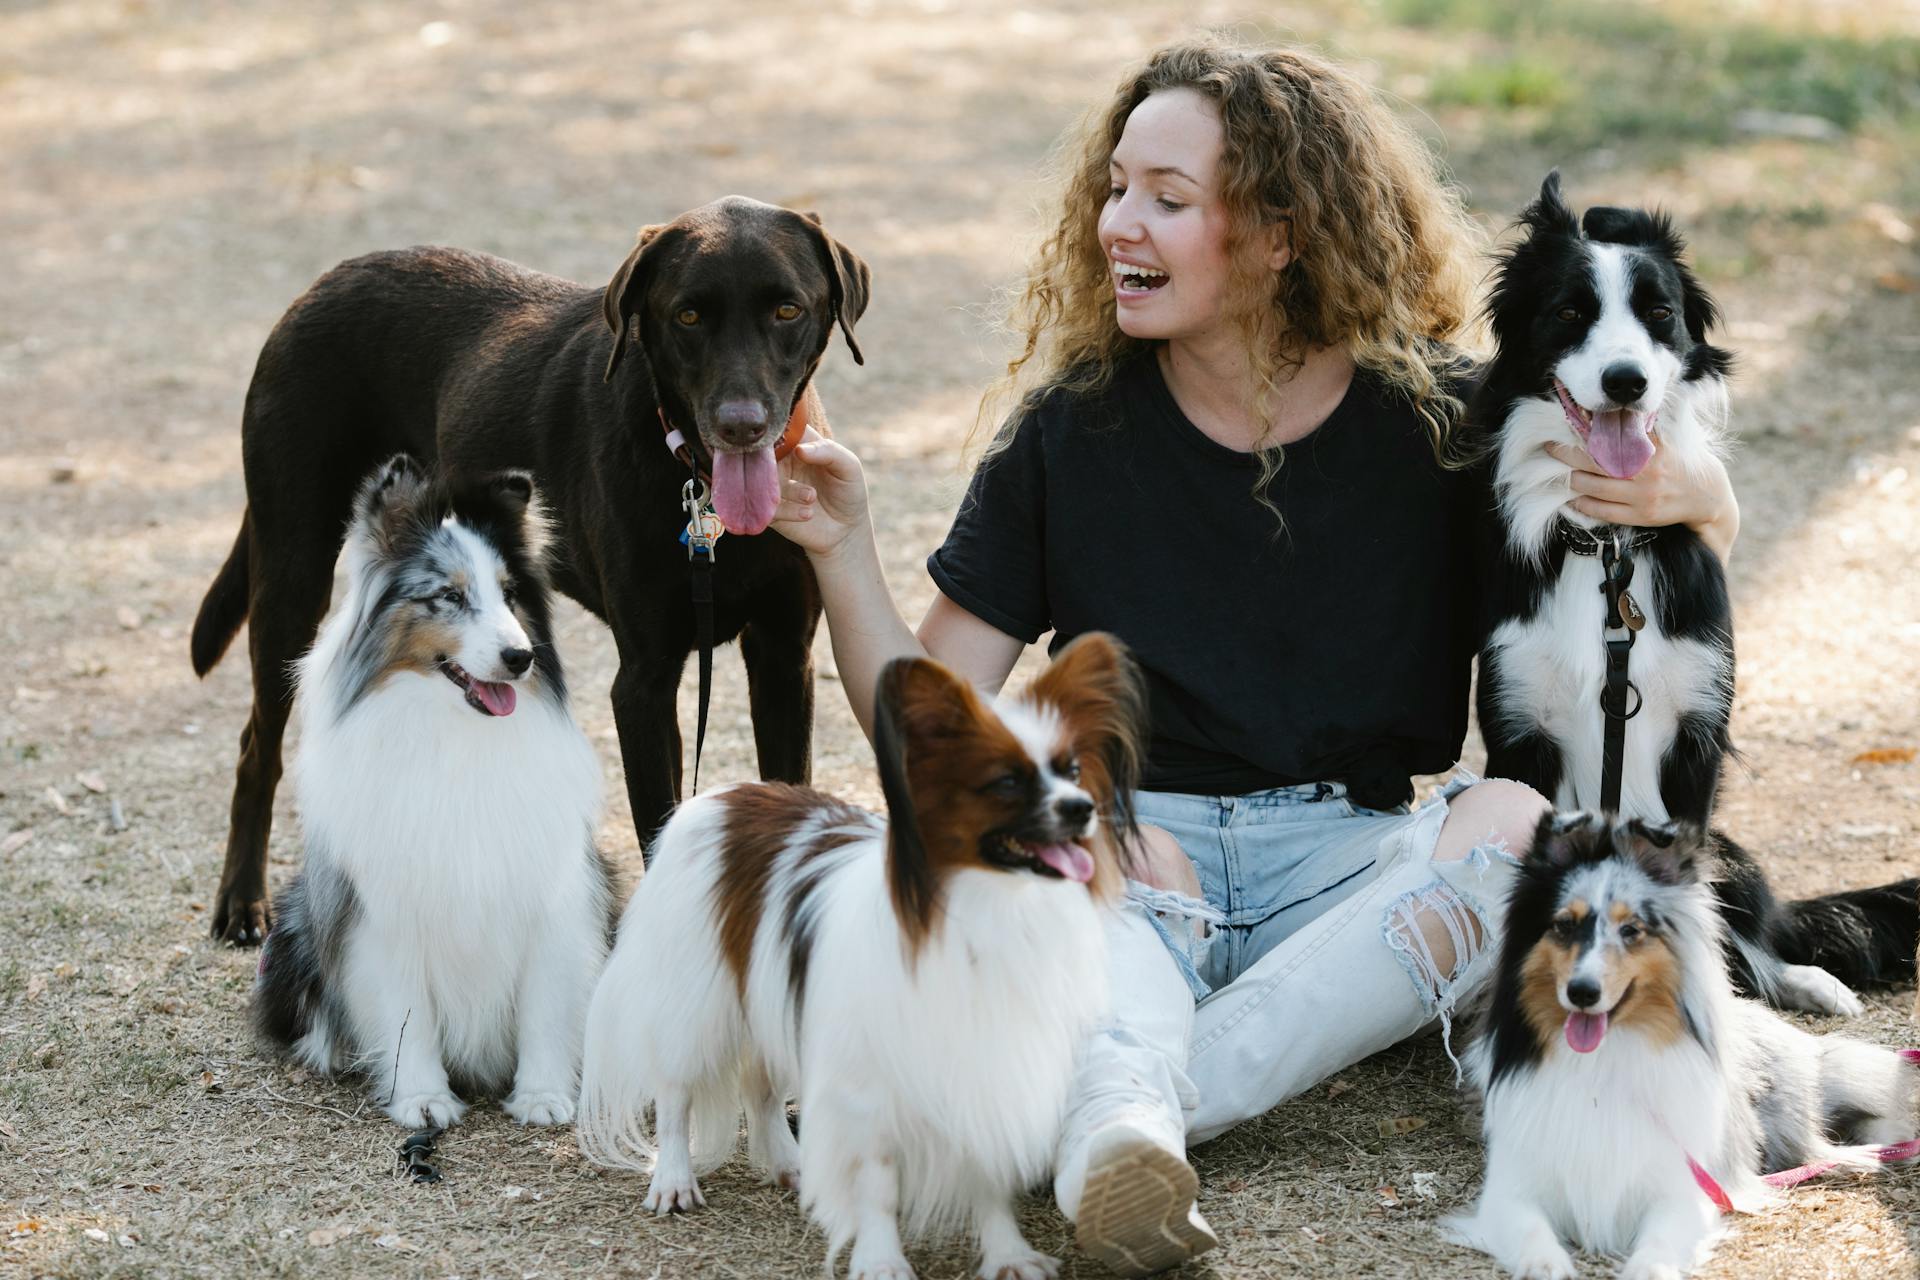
[1473,172,1917,1014]
[1449,814,1918,1279]
[577,633,1144,1280]
[253,456,613,1129]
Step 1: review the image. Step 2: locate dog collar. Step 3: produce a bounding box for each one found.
[1557,521,1660,558]
[659,387,813,484]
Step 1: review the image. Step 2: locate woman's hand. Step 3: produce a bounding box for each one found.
[772,429,871,562]
[1543,438,1740,565]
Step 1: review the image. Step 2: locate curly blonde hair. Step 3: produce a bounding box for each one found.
[981,38,1485,495]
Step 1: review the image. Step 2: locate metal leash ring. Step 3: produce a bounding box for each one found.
[1600,679,1644,722]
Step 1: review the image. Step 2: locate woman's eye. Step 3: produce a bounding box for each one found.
[774,302,802,322]
[1108,184,1125,201]
[676,308,700,327]
[1157,198,1186,212]
[1646,306,1673,322]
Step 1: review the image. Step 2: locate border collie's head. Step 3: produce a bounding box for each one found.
[871,633,1146,946]
[328,454,562,720]
[1486,812,1724,1078]
[1485,172,1734,482]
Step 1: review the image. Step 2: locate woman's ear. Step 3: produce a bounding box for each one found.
[1266,214,1294,272]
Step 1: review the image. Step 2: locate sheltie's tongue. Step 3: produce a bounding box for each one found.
[1585,408,1657,480]
[471,681,516,717]
[1034,842,1096,883]
[712,446,780,535]
[1564,1011,1609,1053]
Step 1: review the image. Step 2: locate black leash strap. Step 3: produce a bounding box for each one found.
[1597,537,1645,812]
[683,462,718,795]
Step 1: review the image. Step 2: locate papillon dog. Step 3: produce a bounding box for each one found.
[576,633,1145,1280]
[1473,171,1917,1014]
[1448,813,1918,1279]
[253,455,613,1129]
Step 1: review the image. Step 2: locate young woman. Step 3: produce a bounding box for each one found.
[772,39,1740,1276]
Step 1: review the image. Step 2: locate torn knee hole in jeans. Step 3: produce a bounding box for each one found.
[1383,882,1490,1071]
[1127,883,1224,1000]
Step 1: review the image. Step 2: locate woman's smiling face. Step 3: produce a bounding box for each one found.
[1098,88,1243,345]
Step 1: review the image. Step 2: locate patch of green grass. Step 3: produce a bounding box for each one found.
[1429,58,1566,109]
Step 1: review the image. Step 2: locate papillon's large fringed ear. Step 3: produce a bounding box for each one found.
[602,224,668,382]
[795,211,871,366]
[1028,631,1149,881]
[873,656,984,945]
[1626,817,1705,886]
[353,453,429,554]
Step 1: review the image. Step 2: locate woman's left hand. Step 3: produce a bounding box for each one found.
[1543,438,1740,565]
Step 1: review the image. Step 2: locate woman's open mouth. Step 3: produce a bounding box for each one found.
[439,659,517,717]
[1113,260,1169,295]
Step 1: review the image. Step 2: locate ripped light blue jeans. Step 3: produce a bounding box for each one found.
[1057,774,1519,1159]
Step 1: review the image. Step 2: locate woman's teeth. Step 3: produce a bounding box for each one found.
[1113,261,1167,289]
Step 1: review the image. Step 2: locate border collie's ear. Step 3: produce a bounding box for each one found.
[603,224,669,381]
[1521,170,1581,240]
[872,657,977,943]
[795,210,870,366]
[1028,632,1148,880]
[1626,818,1704,884]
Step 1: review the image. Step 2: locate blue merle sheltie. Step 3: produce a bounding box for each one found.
[253,456,613,1128]
[1448,814,1918,1279]
[1472,172,1917,1015]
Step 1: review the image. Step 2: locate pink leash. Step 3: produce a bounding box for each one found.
[1690,1049,1920,1213]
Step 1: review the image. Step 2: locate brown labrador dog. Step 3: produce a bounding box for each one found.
[191,197,869,944]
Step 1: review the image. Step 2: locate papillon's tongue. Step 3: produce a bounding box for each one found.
[1034,842,1095,883]
[473,681,516,717]
[1586,409,1656,479]
[712,446,780,535]
[1564,1011,1609,1053]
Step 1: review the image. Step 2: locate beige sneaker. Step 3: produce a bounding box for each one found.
[1072,1122,1219,1276]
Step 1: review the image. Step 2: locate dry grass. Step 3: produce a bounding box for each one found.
[3,0,1919,1276]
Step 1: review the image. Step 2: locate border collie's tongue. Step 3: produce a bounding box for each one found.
[712,446,780,535]
[1034,842,1095,883]
[1586,409,1656,480]
[472,681,516,717]
[1564,1010,1609,1053]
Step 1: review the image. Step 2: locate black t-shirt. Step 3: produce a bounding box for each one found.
[927,350,1484,810]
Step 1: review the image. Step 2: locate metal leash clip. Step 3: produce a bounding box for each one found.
[682,477,722,562]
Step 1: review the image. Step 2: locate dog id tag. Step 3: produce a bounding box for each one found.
[1617,589,1646,632]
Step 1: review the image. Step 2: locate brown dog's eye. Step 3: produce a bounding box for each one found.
[774,303,802,322]
[676,308,700,327]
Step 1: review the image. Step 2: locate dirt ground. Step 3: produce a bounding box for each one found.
[4,1,1920,1276]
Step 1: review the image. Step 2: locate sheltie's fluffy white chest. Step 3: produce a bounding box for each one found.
[1486,557,1729,821]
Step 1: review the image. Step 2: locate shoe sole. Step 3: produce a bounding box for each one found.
[1074,1131,1219,1276]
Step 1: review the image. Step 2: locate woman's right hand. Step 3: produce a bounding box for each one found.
[772,429,871,561]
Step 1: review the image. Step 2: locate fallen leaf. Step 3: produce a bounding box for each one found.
[142,1184,161,1193]
[1411,1171,1439,1199]
[1852,747,1916,765]
[117,606,142,630]
[1299,1225,1326,1244]
[1875,272,1920,294]
[199,1070,222,1093]
[1378,1114,1428,1137]
[84,1227,110,1243]
[373,1233,423,1252]
[25,973,46,1001]
[1377,1184,1402,1208]
[53,962,76,980]
[1,829,35,856]
[117,1233,138,1248]
[306,1224,358,1247]
[76,771,107,794]
[8,1219,46,1238]
[43,786,70,816]
[1326,1077,1353,1099]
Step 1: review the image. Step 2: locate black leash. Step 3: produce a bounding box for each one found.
[1596,534,1646,812]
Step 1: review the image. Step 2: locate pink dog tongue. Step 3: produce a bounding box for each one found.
[473,681,516,717]
[1035,842,1095,883]
[712,447,780,535]
[1586,409,1655,479]
[1565,1011,1609,1053]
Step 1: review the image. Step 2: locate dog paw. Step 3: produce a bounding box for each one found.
[850,1257,915,1280]
[979,1248,1058,1280]
[1777,964,1864,1017]
[642,1174,706,1215]
[387,1090,467,1129]
[1620,1260,1684,1280]
[211,886,270,947]
[768,1163,800,1194]
[503,1087,574,1126]
[1508,1247,1576,1280]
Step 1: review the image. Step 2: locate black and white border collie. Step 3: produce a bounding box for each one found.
[1448,814,1917,1280]
[1472,172,1917,1015]
[253,456,613,1128]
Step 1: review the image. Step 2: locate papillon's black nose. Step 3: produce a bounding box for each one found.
[713,399,769,448]
[1601,363,1648,405]
[1566,977,1602,1010]
[501,647,533,677]
[1055,795,1094,828]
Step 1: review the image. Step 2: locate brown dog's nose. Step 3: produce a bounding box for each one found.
[713,400,769,448]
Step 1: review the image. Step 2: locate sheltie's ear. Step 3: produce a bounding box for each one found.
[1028,632,1148,880]
[1532,810,1600,869]
[353,453,429,554]
[1626,818,1705,885]
[873,655,989,945]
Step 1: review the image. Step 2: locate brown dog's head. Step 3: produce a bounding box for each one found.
[602,197,869,533]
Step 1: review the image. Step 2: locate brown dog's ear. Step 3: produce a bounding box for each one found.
[798,211,871,366]
[603,224,668,382]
